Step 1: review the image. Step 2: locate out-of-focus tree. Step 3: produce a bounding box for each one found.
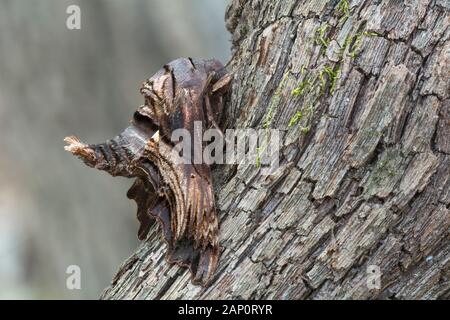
[0,0,229,299]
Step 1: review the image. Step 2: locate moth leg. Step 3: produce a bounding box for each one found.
[127,178,157,240]
[204,72,232,136]
[204,94,223,138]
[211,73,232,96]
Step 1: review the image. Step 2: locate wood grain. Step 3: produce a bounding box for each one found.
[101,0,449,299]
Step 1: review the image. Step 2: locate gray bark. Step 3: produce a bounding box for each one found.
[101,0,450,300]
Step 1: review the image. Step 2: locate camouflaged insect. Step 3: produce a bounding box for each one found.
[65,58,231,285]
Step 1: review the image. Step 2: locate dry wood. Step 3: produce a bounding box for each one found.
[101,0,449,299]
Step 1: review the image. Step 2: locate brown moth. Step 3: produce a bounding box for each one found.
[64,58,231,285]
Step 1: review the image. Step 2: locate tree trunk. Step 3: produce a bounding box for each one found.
[101,0,449,300]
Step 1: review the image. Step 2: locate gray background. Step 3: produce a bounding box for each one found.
[0,0,229,299]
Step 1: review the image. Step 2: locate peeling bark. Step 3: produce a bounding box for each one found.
[101,0,449,300]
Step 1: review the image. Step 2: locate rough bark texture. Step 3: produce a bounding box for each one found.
[101,0,449,300]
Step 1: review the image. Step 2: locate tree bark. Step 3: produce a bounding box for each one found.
[101,0,449,300]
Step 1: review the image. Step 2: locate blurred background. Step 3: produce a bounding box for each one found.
[0,0,230,299]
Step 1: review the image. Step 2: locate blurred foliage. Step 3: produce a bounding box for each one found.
[0,0,229,299]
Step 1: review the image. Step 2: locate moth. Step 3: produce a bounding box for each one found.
[64,58,231,285]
